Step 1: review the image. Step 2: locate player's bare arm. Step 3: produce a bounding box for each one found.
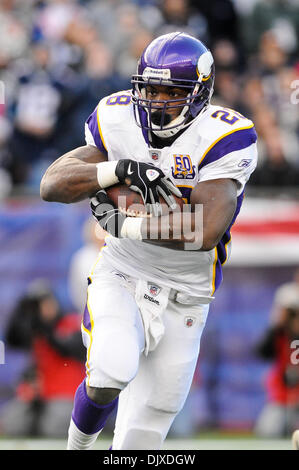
[40,145,107,204]
[41,144,180,211]
[141,178,238,250]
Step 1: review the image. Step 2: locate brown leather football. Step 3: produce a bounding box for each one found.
[106,183,184,217]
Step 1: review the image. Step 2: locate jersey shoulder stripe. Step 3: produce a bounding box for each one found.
[85,105,108,154]
[96,104,108,152]
[85,90,132,154]
[198,124,257,170]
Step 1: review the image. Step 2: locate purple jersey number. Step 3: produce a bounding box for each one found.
[211,110,240,125]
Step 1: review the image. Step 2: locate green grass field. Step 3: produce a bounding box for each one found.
[0,433,293,450]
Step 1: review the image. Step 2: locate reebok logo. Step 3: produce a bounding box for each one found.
[238,159,252,168]
[143,67,171,80]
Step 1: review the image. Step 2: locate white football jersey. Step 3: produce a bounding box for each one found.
[85,90,258,301]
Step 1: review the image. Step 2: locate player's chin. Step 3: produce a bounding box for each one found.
[150,110,172,127]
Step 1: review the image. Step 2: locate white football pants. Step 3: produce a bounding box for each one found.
[82,257,209,450]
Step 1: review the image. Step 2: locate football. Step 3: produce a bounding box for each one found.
[106,183,184,217]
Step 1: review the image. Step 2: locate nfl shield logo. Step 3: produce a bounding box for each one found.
[149,150,160,161]
[148,284,160,296]
[185,317,195,328]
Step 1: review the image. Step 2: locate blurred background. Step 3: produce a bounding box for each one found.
[0,0,298,446]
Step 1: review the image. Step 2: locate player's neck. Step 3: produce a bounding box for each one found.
[149,129,184,149]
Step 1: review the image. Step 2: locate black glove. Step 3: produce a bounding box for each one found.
[115,159,181,216]
[90,190,126,238]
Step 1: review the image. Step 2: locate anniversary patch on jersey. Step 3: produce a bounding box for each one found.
[171,154,196,180]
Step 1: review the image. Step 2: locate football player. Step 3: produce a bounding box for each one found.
[40,32,258,450]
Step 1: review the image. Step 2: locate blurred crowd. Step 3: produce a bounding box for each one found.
[0,0,298,198]
[1,0,299,441]
[254,268,299,438]
[0,218,106,438]
[1,279,86,437]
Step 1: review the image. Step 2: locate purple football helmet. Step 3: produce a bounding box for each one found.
[131,32,215,138]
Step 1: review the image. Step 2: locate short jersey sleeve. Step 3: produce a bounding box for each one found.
[198,125,258,195]
[84,104,108,156]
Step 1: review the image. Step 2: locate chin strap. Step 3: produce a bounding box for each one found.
[150,84,204,138]
[150,104,193,138]
[151,103,209,139]
[151,116,190,138]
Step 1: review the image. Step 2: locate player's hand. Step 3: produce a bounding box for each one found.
[90,190,126,238]
[115,159,181,216]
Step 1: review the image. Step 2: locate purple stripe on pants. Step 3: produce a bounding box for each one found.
[83,303,91,332]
